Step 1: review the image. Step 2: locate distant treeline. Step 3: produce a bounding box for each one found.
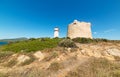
[0,37,28,42]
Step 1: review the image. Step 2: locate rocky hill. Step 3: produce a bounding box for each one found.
[0,38,120,77]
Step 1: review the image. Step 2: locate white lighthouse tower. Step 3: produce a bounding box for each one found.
[54,27,59,38]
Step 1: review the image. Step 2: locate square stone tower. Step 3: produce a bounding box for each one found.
[67,20,92,39]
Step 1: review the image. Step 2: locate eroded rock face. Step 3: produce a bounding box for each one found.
[106,48,120,57]
[67,20,92,39]
[33,51,44,61]
[75,43,120,60]
[17,55,30,64]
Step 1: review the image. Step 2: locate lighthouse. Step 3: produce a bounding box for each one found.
[54,27,59,38]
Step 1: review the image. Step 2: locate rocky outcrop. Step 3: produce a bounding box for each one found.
[17,55,30,64]
[75,43,120,60]
[33,51,44,61]
[106,48,120,57]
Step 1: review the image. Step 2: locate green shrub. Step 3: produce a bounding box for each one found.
[72,37,93,44]
[29,38,36,41]
[40,38,50,41]
[72,38,109,44]
[66,37,71,39]
[93,38,109,42]
[59,39,77,48]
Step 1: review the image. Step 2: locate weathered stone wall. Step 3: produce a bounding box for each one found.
[67,20,92,39]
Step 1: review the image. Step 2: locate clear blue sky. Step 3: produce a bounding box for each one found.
[0,0,120,40]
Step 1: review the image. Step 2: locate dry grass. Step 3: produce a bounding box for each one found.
[65,57,120,77]
[3,59,17,67]
[20,58,35,66]
[114,56,120,61]
[20,54,35,66]
[0,52,13,63]
[7,67,47,77]
[0,72,8,77]
[0,56,120,77]
[48,61,63,71]
[44,51,59,61]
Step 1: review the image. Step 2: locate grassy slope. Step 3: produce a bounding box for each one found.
[0,38,62,53]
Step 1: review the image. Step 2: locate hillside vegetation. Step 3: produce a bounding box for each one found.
[0,38,62,53]
[1,37,118,53]
[0,38,120,77]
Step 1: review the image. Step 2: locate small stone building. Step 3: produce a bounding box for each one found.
[67,20,92,39]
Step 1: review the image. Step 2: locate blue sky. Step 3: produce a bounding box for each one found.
[0,0,120,40]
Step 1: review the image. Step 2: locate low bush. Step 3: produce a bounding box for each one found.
[29,38,36,41]
[59,39,77,48]
[72,37,109,44]
[72,37,93,43]
[93,38,109,42]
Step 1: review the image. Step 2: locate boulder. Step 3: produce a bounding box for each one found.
[33,51,44,61]
[106,48,120,57]
[17,55,30,64]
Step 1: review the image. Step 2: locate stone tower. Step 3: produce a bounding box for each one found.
[67,20,92,39]
[54,27,59,38]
